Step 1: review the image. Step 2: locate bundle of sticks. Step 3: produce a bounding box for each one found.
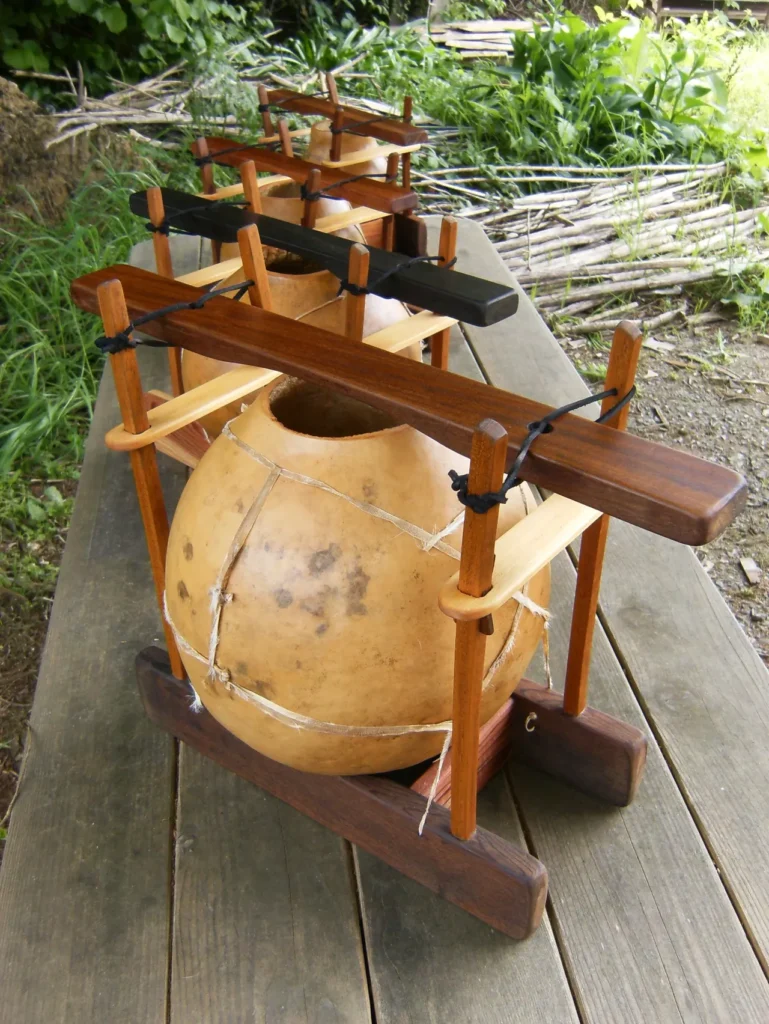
[420,163,767,320]
[15,51,415,151]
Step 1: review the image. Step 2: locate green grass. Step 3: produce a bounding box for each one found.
[0,144,198,600]
[0,147,198,476]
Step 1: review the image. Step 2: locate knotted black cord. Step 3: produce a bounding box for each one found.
[194,139,282,167]
[329,113,387,138]
[299,171,397,204]
[145,198,250,238]
[95,279,254,355]
[336,254,457,297]
[449,386,637,514]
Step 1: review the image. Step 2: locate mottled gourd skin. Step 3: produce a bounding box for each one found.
[166,380,549,776]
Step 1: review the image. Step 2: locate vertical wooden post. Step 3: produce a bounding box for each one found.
[563,321,643,716]
[344,243,370,341]
[237,224,273,311]
[193,136,216,196]
[302,168,322,229]
[97,279,185,681]
[277,119,294,158]
[325,72,340,106]
[381,152,400,251]
[430,216,458,370]
[146,187,183,398]
[386,151,400,183]
[450,420,508,840]
[330,106,345,162]
[402,95,413,191]
[239,159,263,214]
[257,84,274,138]
[193,137,220,265]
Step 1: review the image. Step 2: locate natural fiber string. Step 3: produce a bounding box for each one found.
[164,430,550,830]
[221,422,464,557]
[418,731,452,836]
[206,467,280,682]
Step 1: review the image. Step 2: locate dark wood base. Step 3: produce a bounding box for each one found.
[136,647,548,940]
[412,683,647,809]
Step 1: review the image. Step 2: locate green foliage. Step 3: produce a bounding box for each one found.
[441,0,506,21]
[0,477,75,600]
[0,148,198,475]
[1,0,267,96]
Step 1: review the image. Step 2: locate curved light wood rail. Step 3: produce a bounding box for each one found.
[103,311,458,451]
[439,494,601,620]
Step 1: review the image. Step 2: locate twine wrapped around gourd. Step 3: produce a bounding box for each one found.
[164,378,550,776]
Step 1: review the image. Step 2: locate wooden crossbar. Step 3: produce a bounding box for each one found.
[196,138,418,213]
[265,90,428,146]
[103,309,457,451]
[71,264,746,544]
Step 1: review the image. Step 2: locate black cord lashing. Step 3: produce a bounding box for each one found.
[329,113,387,138]
[95,279,255,355]
[449,386,636,514]
[300,171,397,204]
[145,198,249,238]
[336,253,457,298]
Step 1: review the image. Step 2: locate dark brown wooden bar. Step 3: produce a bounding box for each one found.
[265,89,429,146]
[71,264,747,545]
[136,647,547,941]
[197,137,418,213]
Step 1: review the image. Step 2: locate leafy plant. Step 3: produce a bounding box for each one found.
[1,0,267,97]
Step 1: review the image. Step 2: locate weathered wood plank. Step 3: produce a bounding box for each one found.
[516,557,769,1023]
[0,347,187,1021]
[170,747,372,1023]
[157,235,373,1022]
[354,323,580,1024]
[445,218,769,1019]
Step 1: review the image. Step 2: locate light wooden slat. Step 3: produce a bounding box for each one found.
[196,174,293,201]
[105,365,279,452]
[440,493,600,619]
[176,256,243,288]
[364,310,457,352]
[354,326,580,1024]
[442,217,769,1019]
[317,142,420,170]
[315,206,388,233]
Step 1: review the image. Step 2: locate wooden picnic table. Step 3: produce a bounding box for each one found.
[1,219,769,1023]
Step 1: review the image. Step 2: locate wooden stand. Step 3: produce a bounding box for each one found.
[137,646,547,940]
[79,263,740,940]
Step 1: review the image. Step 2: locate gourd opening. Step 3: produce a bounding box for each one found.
[269,378,400,438]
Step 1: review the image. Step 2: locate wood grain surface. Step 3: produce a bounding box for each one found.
[71,263,747,544]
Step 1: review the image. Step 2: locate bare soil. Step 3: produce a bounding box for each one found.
[560,312,769,663]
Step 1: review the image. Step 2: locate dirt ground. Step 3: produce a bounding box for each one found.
[558,312,769,662]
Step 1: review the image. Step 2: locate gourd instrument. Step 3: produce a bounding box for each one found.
[70,252,745,941]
